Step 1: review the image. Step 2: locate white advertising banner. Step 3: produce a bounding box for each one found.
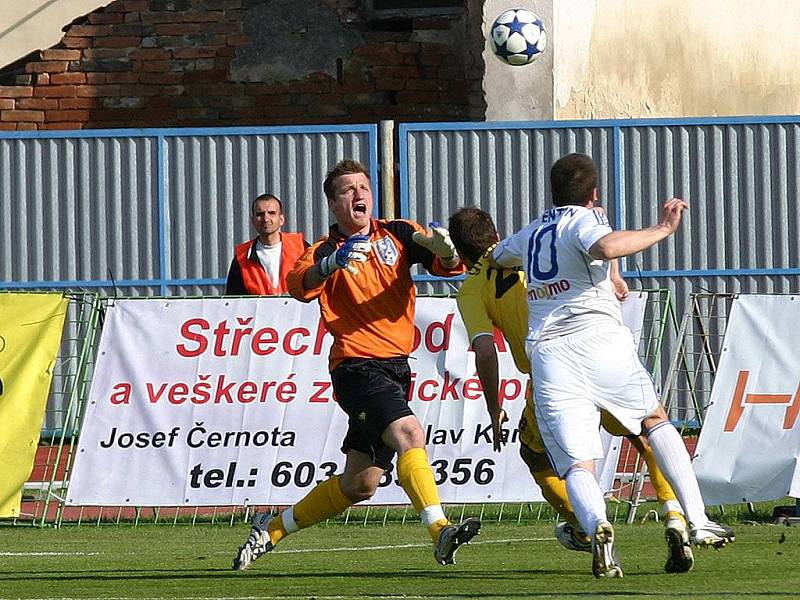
[694,295,800,505]
[68,296,645,507]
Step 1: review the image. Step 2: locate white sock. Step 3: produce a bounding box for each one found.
[661,499,684,517]
[647,421,708,528]
[420,504,446,528]
[565,467,607,536]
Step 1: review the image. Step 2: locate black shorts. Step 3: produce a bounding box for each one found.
[330,357,414,469]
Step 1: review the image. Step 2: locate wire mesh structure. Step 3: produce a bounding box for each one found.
[661,293,738,427]
[617,292,739,524]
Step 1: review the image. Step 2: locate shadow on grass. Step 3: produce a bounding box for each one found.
[0,567,580,580]
[3,568,798,598]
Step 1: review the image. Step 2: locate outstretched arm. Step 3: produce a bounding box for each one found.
[590,198,688,260]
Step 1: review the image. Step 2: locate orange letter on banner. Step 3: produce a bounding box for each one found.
[724,370,800,432]
[724,370,750,432]
[783,383,800,430]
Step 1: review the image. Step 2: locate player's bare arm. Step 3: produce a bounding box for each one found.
[589,198,688,260]
[609,259,629,301]
[471,334,508,452]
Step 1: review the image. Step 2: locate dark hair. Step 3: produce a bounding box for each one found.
[550,153,598,207]
[251,193,282,215]
[448,207,498,264]
[323,159,370,200]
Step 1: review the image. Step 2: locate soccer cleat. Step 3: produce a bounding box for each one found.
[232,512,275,570]
[433,517,481,565]
[591,521,623,579]
[664,513,694,573]
[690,520,735,549]
[555,521,592,553]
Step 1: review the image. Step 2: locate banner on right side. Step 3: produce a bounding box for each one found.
[694,295,800,505]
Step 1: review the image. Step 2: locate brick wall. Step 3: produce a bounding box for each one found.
[0,0,486,131]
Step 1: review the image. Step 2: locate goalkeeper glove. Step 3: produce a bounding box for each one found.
[412,221,457,261]
[320,234,372,277]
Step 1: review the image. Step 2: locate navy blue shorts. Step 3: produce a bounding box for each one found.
[330,357,414,469]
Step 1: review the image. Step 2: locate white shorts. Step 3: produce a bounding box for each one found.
[531,323,661,477]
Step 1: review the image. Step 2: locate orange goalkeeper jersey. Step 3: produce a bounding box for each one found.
[287,218,465,370]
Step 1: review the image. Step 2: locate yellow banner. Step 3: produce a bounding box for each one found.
[0,293,68,517]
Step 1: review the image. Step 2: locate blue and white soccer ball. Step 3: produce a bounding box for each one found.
[489,8,547,66]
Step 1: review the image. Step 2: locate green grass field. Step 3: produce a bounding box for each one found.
[2,518,799,600]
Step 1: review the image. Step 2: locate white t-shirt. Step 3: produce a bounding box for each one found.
[255,240,282,285]
[493,205,622,343]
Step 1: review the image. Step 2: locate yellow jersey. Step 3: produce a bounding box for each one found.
[456,245,529,374]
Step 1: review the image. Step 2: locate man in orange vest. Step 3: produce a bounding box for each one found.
[225,194,309,295]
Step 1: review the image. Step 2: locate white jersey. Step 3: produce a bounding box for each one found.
[493,205,623,343]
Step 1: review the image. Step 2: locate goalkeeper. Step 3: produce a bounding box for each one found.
[448,206,696,574]
[232,158,478,570]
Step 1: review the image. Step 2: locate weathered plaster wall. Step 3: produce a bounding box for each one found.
[556,0,800,119]
[481,0,800,121]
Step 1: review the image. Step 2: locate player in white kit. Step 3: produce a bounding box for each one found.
[493,153,733,578]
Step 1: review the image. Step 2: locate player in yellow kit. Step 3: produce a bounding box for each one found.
[449,206,694,574]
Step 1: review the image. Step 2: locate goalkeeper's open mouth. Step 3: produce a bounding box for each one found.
[353,202,368,215]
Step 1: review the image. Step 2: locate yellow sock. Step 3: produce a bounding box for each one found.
[531,467,581,530]
[428,518,450,541]
[641,445,678,504]
[397,448,449,541]
[269,475,352,545]
[266,514,289,546]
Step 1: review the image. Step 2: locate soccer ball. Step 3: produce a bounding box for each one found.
[489,8,546,66]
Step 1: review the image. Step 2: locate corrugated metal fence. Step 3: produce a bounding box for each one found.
[401,117,800,291]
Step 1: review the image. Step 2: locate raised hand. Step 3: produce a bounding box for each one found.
[320,234,372,276]
[658,198,689,234]
[412,221,457,260]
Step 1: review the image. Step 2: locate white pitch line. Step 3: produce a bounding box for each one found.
[0,536,552,560]
[0,551,102,557]
[19,596,466,600]
[272,535,553,554]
